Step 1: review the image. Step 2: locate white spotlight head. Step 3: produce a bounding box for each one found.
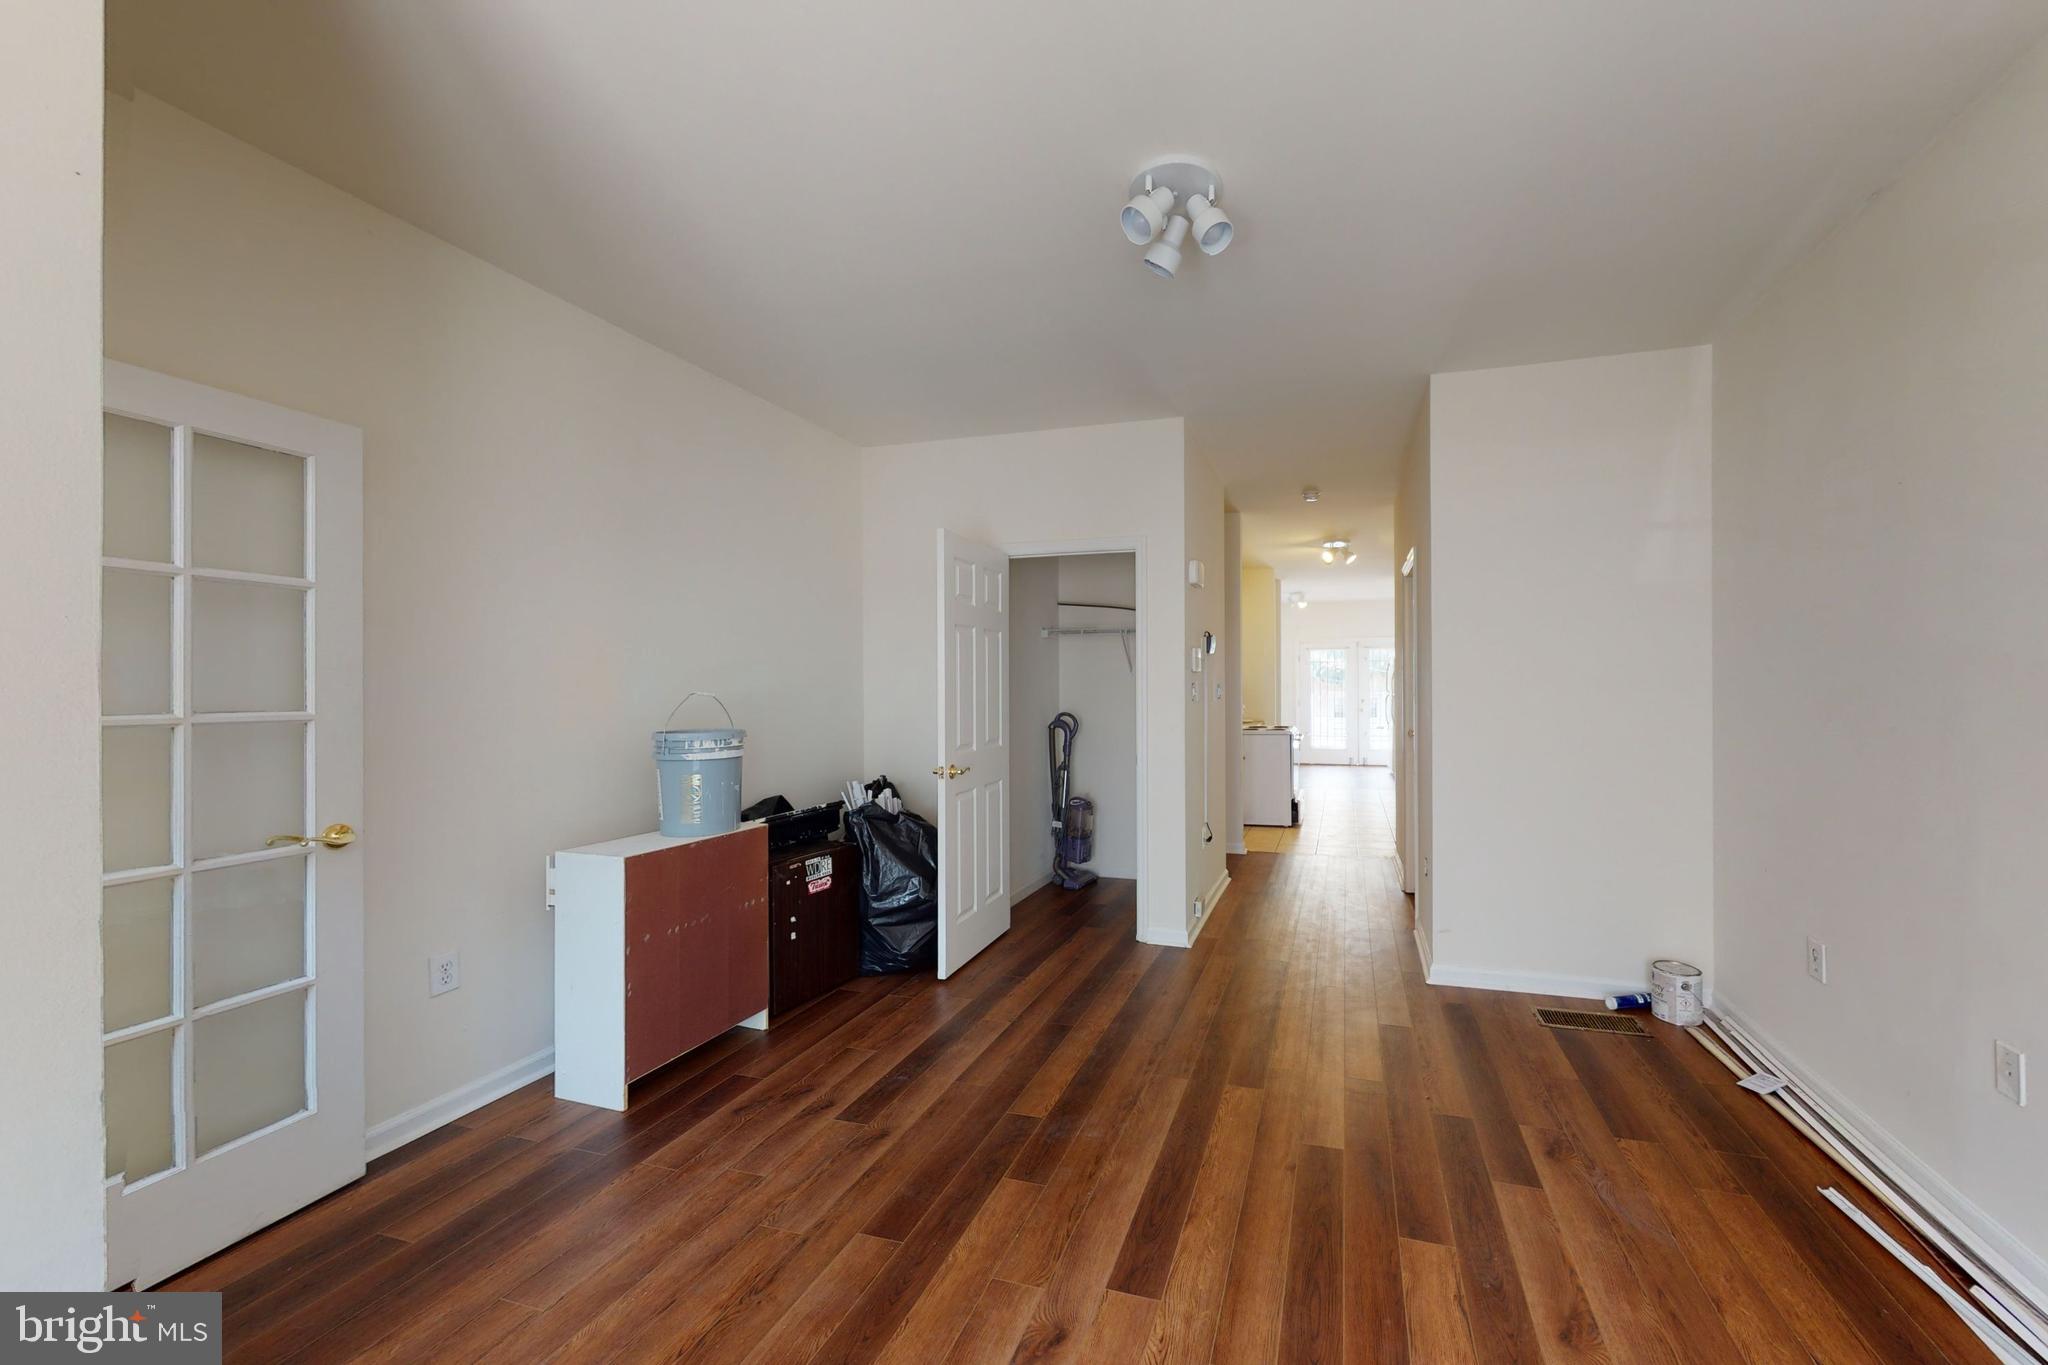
[1345,550,1358,565]
[1120,184,1177,245]
[1185,193,1234,256]
[1143,215,1190,279]
[1320,547,1335,564]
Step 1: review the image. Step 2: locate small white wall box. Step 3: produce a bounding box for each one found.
[1187,559,1206,587]
[551,822,769,1109]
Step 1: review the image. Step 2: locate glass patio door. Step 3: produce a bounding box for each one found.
[1301,645,1359,763]
[100,362,364,1289]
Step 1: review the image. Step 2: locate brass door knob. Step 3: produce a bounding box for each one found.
[267,823,358,849]
[930,764,971,778]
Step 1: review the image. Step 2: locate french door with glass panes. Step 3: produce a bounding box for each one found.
[100,362,363,1289]
[1299,639,1396,766]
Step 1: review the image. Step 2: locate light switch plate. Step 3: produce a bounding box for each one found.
[1995,1041,2027,1106]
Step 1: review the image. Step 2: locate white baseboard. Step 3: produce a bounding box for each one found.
[1714,994,2048,1310]
[364,1046,555,1162]
[1188,868,1231,948]
[1011,870,1055,906]
[1423,959,1639,1002]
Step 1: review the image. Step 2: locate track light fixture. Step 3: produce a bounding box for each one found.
[1121,158,1234,280]
[1290,591,1308,610]
[1321,538,1352,565]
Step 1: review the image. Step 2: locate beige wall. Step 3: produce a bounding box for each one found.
[1429,347,1713,995]
[1183,450,1229,926]
[1715,35,2048,1274]
[1393,398,1433,923]
[105,94,866,1133]
[1240,563,1280,723]
[858,419,1211,945]
[1,0,108,1291]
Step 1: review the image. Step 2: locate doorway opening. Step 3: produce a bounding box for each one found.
[1009,552,1141,904]
[1295,637,1395,767]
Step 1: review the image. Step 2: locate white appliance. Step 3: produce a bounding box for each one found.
[1242,725,1298,826]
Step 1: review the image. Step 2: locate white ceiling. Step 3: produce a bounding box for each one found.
[110,0,2047,601]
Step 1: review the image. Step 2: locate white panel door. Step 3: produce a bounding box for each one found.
[934,530,1011,978]
[100,362,364,1289]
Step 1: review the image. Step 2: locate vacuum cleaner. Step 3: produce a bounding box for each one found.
[1047,711,1098,891]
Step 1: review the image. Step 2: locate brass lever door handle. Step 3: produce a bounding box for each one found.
[930,764,971,779]
[267,823,358,849]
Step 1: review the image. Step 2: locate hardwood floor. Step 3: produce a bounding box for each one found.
[168,778,1991,1363]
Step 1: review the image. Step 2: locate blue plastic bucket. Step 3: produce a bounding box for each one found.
[653,693,745,837]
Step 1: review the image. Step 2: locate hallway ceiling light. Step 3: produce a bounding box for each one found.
[1122,158,1234,280]
[1302,487,1320,503]
[1289,591,1308,609]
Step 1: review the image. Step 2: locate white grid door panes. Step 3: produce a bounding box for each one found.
[99,412,317,1190]
[1305,646,1350,753]
[101,363,363,1291]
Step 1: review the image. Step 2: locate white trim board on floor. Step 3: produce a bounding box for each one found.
[1714,995,2048,1312]
[364,1047,555,1162]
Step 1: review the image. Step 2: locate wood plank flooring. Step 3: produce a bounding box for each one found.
[167,772,1991,1363]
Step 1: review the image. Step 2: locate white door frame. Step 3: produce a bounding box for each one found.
[1001,537,1148,937]
[100,362,365,1288]
[1399,548,1420,894]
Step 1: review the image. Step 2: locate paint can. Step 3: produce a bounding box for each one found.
[1649,959,1704,1026]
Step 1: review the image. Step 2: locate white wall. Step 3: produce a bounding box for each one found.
[858,419,1211,945]
[1278,597,1396,731]
[1429,347,1713,995]
[1007,557,1059,897]
[105,94,865,1131]
[1715,35,2048,1273]
[1055,556,1139,879]
[0,0,108,1291]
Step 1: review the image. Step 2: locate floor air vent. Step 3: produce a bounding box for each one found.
[1534,1007,1649,1036]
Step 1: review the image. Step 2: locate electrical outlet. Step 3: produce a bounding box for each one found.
[430,952,461,997]
[1806,937,1828,984]
[1995,1041,2027,1106]
[1193,898,1204,919]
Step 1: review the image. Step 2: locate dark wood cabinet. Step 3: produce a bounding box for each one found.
[769,839,860,1016]
[621,824,769,1083]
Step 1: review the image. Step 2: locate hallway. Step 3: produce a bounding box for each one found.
[1244,762,1398,858]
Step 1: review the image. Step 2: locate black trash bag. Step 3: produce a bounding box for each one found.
[740,794,794,822]
[845,802,938,974]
